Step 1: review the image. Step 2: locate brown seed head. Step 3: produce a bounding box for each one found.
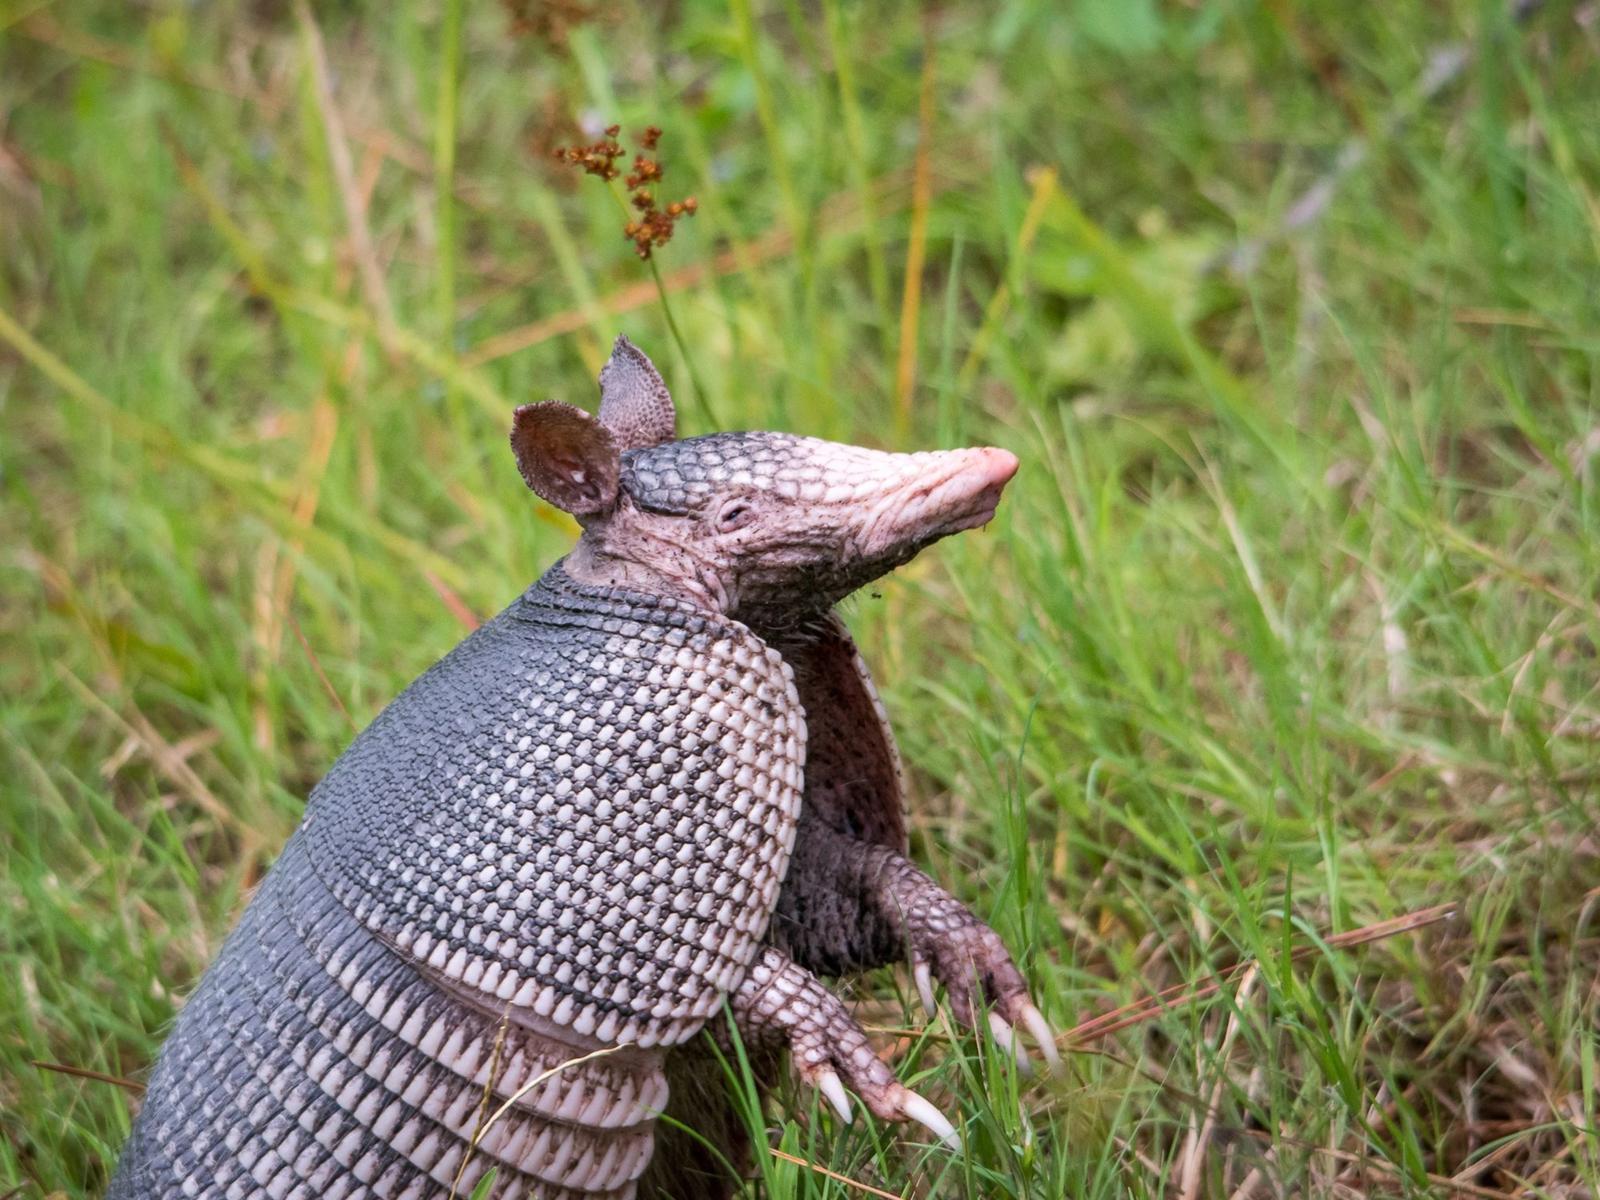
[553,122,696,261]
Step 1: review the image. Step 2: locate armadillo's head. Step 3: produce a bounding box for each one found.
[511,337,1017,629]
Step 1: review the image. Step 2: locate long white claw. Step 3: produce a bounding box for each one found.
[901,1091,961,1151]
[1019,1003,1063,1073]
[815,1069,853,1125]
[987,1011,1033,1075]
[913,960,937,1018]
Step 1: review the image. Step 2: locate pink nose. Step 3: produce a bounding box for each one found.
[973,446,1019,488]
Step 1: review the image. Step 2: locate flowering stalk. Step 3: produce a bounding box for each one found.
[553,124,714,426]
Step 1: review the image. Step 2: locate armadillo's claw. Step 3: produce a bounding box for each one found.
[887,872,1060,1081]
[815,1068,853,1125]
[987,1011,1033,1076]
[742,945,959,1152]
[913,958,937,1019]
[1019,1002,1063,1074]
[900,1090,961,1150]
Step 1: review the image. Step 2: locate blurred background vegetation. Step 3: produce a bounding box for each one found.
[3,1,1598,1196]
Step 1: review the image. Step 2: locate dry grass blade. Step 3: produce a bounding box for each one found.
[448,1010,511,1200]
[294,0,397,344]
[56,667,247,841]
[31,1060,144,1093]
[475,1045,622,1140]
[423,569,483,632]
[1176,964,1261,1200]
[288,611,356,731]
[769,1148,905,1199]
[1062,903,1457,1048]
[1428,522,1600,625]
[442,1043,625,1200]
[460,163,940,369]
[461,227,802,368]
[253,391,341,749]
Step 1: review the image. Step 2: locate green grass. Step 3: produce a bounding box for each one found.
[4,2,1599,1196]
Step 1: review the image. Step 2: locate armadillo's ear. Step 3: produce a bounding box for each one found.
[510,401,620,517]
[597,335,676,450]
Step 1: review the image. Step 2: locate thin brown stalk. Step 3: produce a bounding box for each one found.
[1177,964,1262,1200]
[423,569,483,632]
[253,390,341,749]
[32,1060,144,1093]
[449,1009,511,1200]
[769,1148,904,1199]
[288,611,356,732]
[461,166,933,369]
[1062,903,1457,1047]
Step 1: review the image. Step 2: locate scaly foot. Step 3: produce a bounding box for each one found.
[731,945,961,1147]
[878,855,1062,1073]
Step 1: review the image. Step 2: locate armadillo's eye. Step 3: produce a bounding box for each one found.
[716,498,756,531]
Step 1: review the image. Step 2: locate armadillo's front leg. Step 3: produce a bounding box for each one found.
[775,822,1060,1072]
[729,944,961,1148]
[861,844,1062,1073]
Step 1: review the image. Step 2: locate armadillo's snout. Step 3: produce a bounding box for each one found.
[907,445,1018,537]
[859,444,1018,564]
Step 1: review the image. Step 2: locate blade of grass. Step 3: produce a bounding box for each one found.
[770,1148,905,1199]
[433,0,463,339]
[892,13,936,435]
[956,164,1058,390]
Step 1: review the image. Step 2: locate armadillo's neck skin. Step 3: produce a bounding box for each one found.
[563,537,728,616]
[563,539,833,639]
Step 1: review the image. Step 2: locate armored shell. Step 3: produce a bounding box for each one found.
[620,432,947,516]
[306,565,807,1049]
[114,832,667,1199]
[110,564,807,1198]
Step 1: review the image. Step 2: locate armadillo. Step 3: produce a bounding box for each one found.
[109,337,1056,1200]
